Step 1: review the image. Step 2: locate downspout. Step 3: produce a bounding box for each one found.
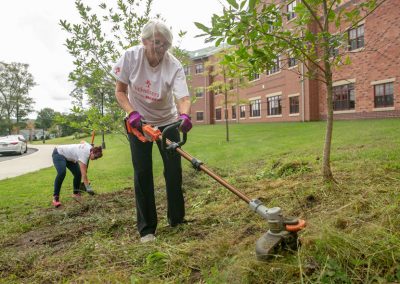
[203,57,208,124]
[300,30,305,122]
[301,62,305,122]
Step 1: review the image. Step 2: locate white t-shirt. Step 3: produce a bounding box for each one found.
[56,142,92,165]
[112,45,190,127]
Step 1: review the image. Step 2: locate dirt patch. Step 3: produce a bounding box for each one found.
[1,189,136,251]
[12,225,93,249]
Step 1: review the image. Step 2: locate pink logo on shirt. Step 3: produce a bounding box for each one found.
[146,80,151,88]
[115,67,121,75]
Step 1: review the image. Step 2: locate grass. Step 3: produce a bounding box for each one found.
[1,119,400,283]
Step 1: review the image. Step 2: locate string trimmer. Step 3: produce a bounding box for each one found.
[125,120,306,260]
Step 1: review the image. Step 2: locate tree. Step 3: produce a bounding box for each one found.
[55,106,88,138]
[35,108,56,142]
[195,0,386,182]
[0,62,36,134]
[59,0,153,134]
[53,112,81,137]
[60,0,191,135]
[205,47,249,141]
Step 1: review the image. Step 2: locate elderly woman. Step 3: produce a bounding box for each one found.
[52,142,103,208]
[112,20,192,243]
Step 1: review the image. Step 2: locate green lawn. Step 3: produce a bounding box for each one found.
[1,119,399,283]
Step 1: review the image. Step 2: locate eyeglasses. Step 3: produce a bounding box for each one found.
[151,39,171,49]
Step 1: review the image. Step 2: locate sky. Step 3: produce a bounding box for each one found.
[0,0,224,118]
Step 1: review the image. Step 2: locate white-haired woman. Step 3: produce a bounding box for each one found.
[112,20,192,243]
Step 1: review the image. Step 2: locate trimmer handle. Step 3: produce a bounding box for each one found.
[162,120,187,152]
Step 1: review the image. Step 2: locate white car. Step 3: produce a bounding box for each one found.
[0,135,28,155]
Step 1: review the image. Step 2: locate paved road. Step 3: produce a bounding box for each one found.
[0,147,38,162]
[0,144,55,180]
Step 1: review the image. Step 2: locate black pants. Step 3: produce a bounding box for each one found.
[52,148,81,196]
[128,125,185,237]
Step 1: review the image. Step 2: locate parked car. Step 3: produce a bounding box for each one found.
[0,135,28,155]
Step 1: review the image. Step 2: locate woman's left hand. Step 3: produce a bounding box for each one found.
[178,114,192,133]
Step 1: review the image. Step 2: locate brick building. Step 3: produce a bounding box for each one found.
[185,0,400,124]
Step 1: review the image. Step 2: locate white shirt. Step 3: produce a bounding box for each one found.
[56,142,92,165]
[112,45,190,126]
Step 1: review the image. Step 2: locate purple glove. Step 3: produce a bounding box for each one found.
[179,114,192,133]
[128,111,143,129]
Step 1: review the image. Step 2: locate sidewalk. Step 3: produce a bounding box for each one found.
[0,144,55,180]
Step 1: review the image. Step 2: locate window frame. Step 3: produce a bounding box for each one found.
[229,79,234,90]
[267,56,280,75]
[333,83,355,111]
[374,82,394,108]
[288,57,297,68]
[289,95,300,114]
[267,95,282,116]
[249,99,261,118]
[183,65,190,76]
[196,111,204,121]
[239,105,246,118]
[287,1,297,21]
[231,105,237,119]
[215,108,222,121]
[348,25,364,51]
[195,87,204,98]
[195,63,204,74]
[249,73,260,81]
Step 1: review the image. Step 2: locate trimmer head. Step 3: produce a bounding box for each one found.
[255,230,300,260]
[249,199,306,261]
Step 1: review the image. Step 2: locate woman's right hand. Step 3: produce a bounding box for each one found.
[128,111,143,129]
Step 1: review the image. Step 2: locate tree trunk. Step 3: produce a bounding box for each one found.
[223,67,229,142]
[323,68,334,181]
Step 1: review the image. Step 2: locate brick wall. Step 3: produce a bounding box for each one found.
[188,0,400,124]
[318,0,400,120]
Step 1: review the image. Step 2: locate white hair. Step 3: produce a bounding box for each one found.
[141,20,173,46]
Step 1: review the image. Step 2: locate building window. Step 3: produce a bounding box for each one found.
[267,96,282,116]
[249,73,260,81]
[229,79,234,90]
[288,57,297,68]
[183,65,190,76]
[287,1,296,21]
[196,112,204,121]
[348,25,364,51]
[267,57,280,75]
[195,87,204,98]
[333,83,355,111]
[195,63,204,74]
[330,45,339,57]
[217,85,223,94]
[289,96,300,114]
[374,82,394,108]
[232,105,237,119]
[215,108,222,120]
[239,105,246,118]
[250,99,261,117]
[329,36,340,57]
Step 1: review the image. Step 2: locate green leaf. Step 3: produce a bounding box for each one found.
[215,38,224,46]
[248,0,256,11]
[226,0,239,9]
[194,22,210,33]
[344,55,351,65]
